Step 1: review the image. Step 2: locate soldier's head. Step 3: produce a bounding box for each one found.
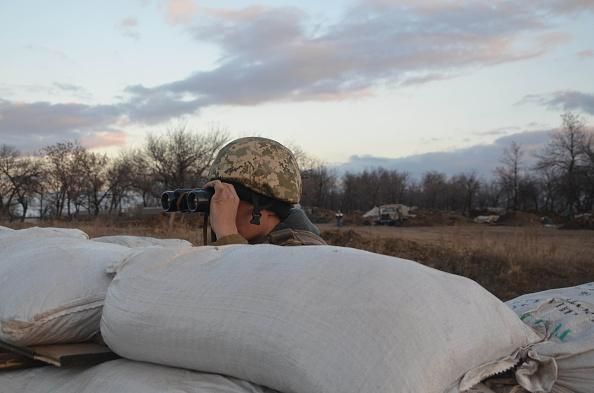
[208,137,301,233]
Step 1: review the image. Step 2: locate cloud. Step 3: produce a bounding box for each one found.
[117,17,140,40]
[121,0,590,123]
[0,99,126,152]
[577,49,594,59]
[332,130,553,178]
[80,130,128,149]
[165,0,197,25]
[474,126,521,136]
[53,82,92,100]
[4,1,594,134]
[521,90,594,115]
[0,82,92,100]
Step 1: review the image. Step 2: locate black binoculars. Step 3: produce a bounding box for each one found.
[161,188,214,213]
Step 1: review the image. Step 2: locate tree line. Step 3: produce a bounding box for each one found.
[300,112,594,216]
[1,113,593,222]
[0,127,229,220]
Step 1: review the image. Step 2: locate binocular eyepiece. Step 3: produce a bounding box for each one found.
[161,188,214,213]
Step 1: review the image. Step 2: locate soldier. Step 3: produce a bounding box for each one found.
[204,137,326,246]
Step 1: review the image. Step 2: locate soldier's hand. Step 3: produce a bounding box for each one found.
[204,180,240,238]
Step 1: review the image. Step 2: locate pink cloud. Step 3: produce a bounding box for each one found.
[81,130,128,149]
[165,0,197,25]
[577,49,594,59]
[201,5,273,22]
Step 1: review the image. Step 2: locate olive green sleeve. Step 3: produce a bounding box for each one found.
[212,233,249,246]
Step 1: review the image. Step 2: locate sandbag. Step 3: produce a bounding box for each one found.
[505,283,594,393]
[0,232,132,346]
[0,225,15,236]
[101,244,540,393]
[0,226,88,240]
[0,359,277,393]
[92,235,192,248]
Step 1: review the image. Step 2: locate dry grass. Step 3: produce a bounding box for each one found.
[321,224,594,300]
[2,217,592,301]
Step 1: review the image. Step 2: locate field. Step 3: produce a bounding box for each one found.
[320,223,594,300]
[2,215,593,301]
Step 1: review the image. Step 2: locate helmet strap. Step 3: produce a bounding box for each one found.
[250,194,262,225]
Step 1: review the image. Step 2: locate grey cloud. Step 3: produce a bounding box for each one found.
[123,91,203,123]
[3,1,593,133]
[54,82,84,92]
[399,73,453,87]
[120,17,138,27]
[522,91,594,115]
[0,99,125,152]
[0,83,92,100]
[122,1,589,123]
[117,17,140,39]
[53,82,93,100]
[473,127,521,136]
[332,130,552,178]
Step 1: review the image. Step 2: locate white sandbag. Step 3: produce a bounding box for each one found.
[0,359,277,393]
[0,235,132,346]
[0,225,15,236]
[505,283,594,393]
[92,235,192,248]
[0,226,88,240]
[102,245,540,393]
[0,365,87,393]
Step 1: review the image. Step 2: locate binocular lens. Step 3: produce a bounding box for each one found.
[161,188,213,213]
[161,191,176,212]
[188,189,213,213]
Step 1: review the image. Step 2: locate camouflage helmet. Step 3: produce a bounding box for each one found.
[208,137,302,204]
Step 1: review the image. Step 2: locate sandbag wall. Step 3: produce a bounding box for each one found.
[5,226,586,393]
[100,244,541,393]
[0,227,274,393]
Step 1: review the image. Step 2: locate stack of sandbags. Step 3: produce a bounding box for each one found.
[0,227,133,346]
[0,359,277,393]
[91,235,192,249]
[101,244,541,393]
[505,283,594,393]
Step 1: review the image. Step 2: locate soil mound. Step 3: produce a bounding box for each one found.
[496,211,542,227]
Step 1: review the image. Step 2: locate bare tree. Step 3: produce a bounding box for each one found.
[0,145,43,221]
[301,161,338,209]
[421,171,448,210]
[536,112,588,214]
[451,172,481,215]
[579,130,594,211]
[144,126,229,189]
[43,141,87,217]
[79,151,110,215]
[495,141,523,210]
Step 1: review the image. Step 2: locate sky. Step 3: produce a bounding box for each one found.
[1,0,593,177]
